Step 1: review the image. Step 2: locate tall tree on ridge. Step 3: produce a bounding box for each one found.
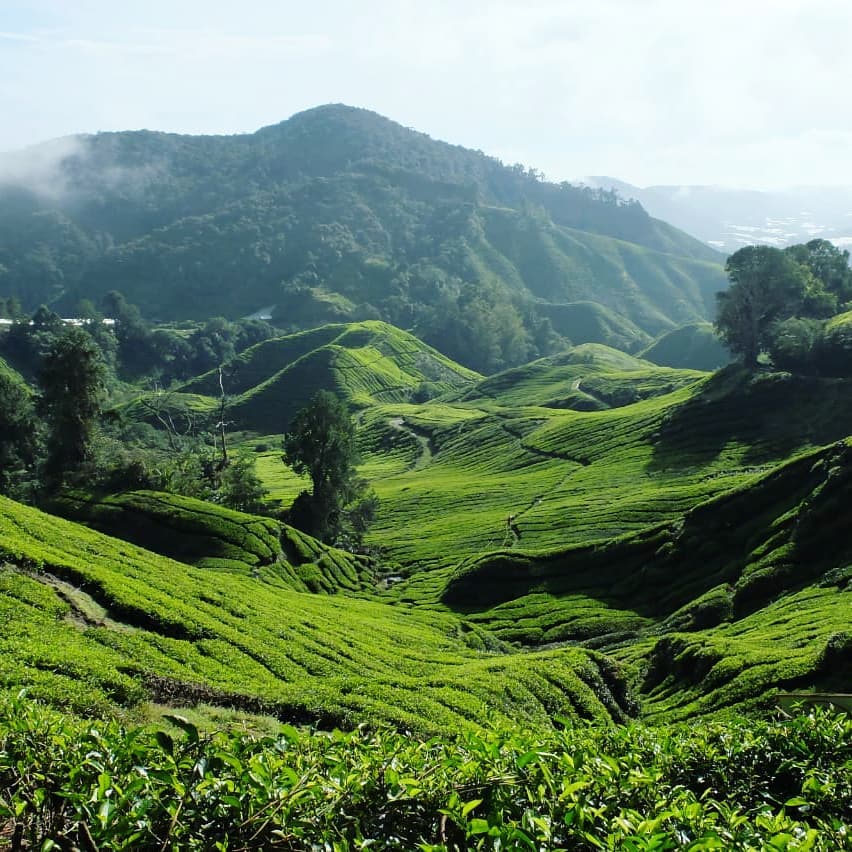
[715,246,806,368]
[38,327,106,488]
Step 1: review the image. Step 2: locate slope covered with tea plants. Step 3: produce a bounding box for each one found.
[349,366,852,577]
[0,493,632,732]
[182,320,480,432]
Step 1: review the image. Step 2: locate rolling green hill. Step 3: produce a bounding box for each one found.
[4,361,852,733]
[0,493,631,732]
[451,344,703,410]
[640,321,733,371]
[442,436,852,720]
[169,320,480,433]
[345,368,852,579]
[49,489,376,594]
[0,105,726,367]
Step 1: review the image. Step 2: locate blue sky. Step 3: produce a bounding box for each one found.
[2,0,851,188]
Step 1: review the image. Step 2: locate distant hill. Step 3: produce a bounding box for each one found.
[640,322,732,371]
[0,105,725,368]
[452,344,703,411]
[584,176,852,252]
[133,320,481,433]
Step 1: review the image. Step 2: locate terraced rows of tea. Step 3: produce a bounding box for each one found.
[439,435,852,714]
[360,368,852,583]
[0,495,631,731]
[181,320,480,433]
[8,317,852,738]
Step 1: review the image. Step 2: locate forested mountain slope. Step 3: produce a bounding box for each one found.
[0,105,725,366]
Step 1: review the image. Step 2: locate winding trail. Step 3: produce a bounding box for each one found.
[388,417,434,471]
[495,418,593,549]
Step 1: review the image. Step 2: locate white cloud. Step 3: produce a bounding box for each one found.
[0,136,87,197]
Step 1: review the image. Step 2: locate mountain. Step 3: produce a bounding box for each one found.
[584,176,852,252]
[0,106,725,366]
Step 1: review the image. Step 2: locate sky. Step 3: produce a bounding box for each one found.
[2,0,852,189]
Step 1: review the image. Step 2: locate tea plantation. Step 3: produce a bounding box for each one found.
[2,320,852,848]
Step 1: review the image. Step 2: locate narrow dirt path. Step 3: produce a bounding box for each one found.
[495,418,592,548]
[40,573,137,632]
[388,417,433,470]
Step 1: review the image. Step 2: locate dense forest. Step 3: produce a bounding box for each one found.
[0,105,726,374]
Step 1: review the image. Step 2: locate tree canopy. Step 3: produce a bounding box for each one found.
[715,246,806,367]
[282,391,360,543]
[715,239,852,372]
[37,326,106,488]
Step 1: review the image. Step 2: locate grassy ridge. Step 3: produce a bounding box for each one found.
[49,489,375,593]
[478,205,724,337]
[0,495,632,731]
[179,321,481,433]
[452,344,703,410]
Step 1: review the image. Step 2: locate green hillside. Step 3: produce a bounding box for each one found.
[0,105,725,369]
[344,368,852,581]
[641,321,733,370]
[3,328,852,847]
[443,439,852,715]
[3,359,851,736]
[0,494,630,731]
[173,320,480,433]
[49,489,375,594]
[452,344,702,410]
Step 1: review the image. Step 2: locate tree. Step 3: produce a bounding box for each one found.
[0,368,38,496]
[715,246,806,368]
[38,327,106,488]
[282,391,359,543]
[785,239,852,309]
[216,453,268,514]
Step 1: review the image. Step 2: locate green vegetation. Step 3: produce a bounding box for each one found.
[3,107,852,849]
[37,325,106,487]
[0,493,627,732]
[715,240,852,373]
[181,320,480,433]
[2,695,850,850]
[0,357,36,497]
[283,391,375,544]
[640,321,732,371]
[0,105,725,373]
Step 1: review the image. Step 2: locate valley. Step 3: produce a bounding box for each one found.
[1,109,851,849]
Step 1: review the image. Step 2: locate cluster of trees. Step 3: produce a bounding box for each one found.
[0,314,376,550]
[0,318,268,513]
[0,291,276,384]
[0,326,106,497]
[715,239,852,374]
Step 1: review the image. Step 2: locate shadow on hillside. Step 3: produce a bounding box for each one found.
[443,440,852,649]
[648,366,852,474]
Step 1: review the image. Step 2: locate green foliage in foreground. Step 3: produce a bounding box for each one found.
[2,694,850,850]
